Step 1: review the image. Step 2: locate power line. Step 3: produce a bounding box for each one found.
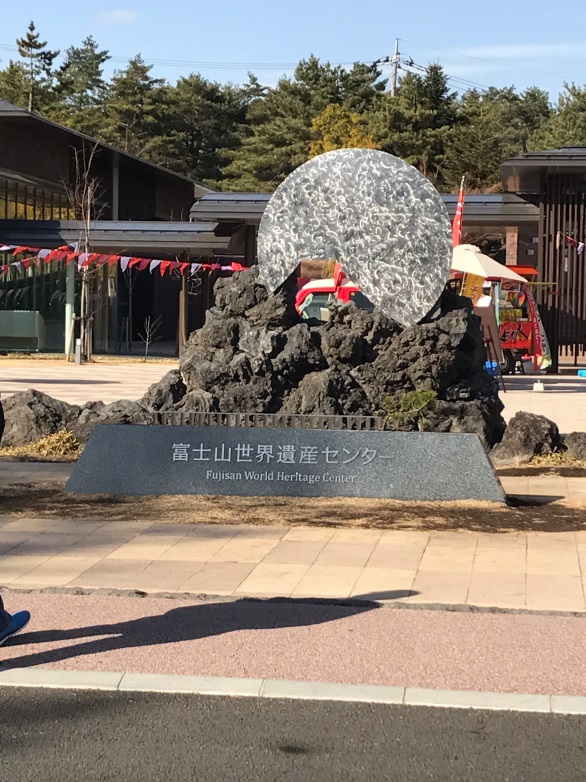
[400,57,491,91]
[0,41,367,71]
[399,37,565,81]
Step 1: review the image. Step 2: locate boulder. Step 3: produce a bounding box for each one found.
[1,390,81,447]
[138,370,186,411]
[175,390,218,413]
[72,399,152,443]
[490,411,562,467]
[564,432,586,462]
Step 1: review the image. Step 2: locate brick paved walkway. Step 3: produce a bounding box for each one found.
[3,515,586,611]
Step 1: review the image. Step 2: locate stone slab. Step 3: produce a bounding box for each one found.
[65,424,505,502]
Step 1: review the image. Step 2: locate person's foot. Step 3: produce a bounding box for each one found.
[0,611,31,647]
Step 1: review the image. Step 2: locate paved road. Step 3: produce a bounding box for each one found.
[2,688,586,781]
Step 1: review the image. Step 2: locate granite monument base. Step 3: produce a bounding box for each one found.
[65,425,505,503]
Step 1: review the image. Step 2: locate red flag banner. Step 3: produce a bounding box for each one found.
[452,177,466,248]
[526,288,552,371]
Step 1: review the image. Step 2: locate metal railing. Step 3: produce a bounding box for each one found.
[154,410,383,431]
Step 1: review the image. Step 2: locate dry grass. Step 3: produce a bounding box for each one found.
[0,483,582,532]
[0,432,83,461]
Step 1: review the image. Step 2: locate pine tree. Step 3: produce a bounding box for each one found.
[370,64,457,185]
[15,21,59,112]
[53,36,110,135]
[0,61,30,108]
[147,74,248,185]
[223,57,384,191]
[528,83,583,150]
[102,55,165,156]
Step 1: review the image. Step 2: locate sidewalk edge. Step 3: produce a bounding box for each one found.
[0,668,584,713]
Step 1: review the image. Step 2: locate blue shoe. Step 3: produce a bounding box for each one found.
[0,611,31,647]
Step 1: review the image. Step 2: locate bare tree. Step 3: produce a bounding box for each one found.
[138,315,163,361]
[63,142,107,360]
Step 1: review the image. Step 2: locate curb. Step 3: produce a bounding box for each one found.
[0,668,585,714]
[3,585,586,618]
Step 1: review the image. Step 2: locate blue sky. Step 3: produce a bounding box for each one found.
[1,0,585,98]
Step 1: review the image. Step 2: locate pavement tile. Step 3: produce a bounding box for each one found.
[475,532,527,548]
[366,545,425,570]
[379,531,430,545]
[0,555,55,583]
[106,535,185,560]
[281,528,336,543]
[158,537,231,562]
[261,540,326,566]
[418,547,477,574]
[6,533,86,558]
[526,551,581,576]
[10,556,102,587]
[427,532,478,547]
[407,572,471,604]
[472,549,527,573]
[0,518,60,532]
[207,538,280,563]
[231,526,288,540]
[291,565,363,598]
[234,563,309,597]
[314,542,378,568]
[55,538,136,559]
[467,574,526,608]
[0,532,38,554]
[526,574,585,611]
[47,520,107,534]
[180,562,256,595]
[118,561,203,592]
[185,524,251,539]
[351,567,416,600]
[330,529,384,544]
[68,558,154,589]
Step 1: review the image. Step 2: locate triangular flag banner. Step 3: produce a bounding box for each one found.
[120,256,131,272]
[149,260,162,273]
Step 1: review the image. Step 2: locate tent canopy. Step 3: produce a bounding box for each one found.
[452,244,527,283]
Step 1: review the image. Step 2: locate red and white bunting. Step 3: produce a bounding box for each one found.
[0,241,244,277]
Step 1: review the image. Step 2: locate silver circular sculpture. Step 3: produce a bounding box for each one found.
[257,148,453,327]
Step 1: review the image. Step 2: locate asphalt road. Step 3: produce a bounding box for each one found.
[2,689,586,781]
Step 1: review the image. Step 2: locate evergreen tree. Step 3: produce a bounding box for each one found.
[528,83,585,149]
[0,61,30,108]
[53,36,110,135]
[102,55,165,156]
[223,56,384,191]
[147,74,248,185]
[370,64,457,185]
[440,86,550,191]
[14,21,59,112]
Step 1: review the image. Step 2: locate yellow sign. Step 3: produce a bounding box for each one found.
[461,274,485,305]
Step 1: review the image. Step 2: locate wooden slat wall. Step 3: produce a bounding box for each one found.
[539,174,586,368]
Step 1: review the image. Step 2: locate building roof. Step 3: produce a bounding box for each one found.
[190,191,539,228]
[500,148,586,193]
[0,99,212,199]
[0,220,230,257]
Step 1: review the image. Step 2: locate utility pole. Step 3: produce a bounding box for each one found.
[390,38,400,97]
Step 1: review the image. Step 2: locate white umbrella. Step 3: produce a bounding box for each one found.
[451,244,527,283]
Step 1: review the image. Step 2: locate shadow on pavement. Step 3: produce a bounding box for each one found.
[507,494,565,507]
[0,595,416,669]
